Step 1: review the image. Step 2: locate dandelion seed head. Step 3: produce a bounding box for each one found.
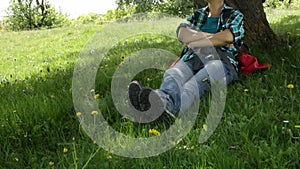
[1,76,7,83]
[89,49,95,54]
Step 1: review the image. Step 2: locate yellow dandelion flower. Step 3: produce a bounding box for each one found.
[147,77,151,81]
[93,140,97,144]
[203,124,208,131]
[91,110,99,115]
[287,32,292,35]
[244,89,249,92]
[94,93,100,99]
[49,161,54,166]
[287,84,294,89]
[202,78,208,82]
[295,125,300,129]
[13,110,17,113]
[72,137,75,141]
[149,129,160,136]
[63,147,68,153]
[76,112,82,116]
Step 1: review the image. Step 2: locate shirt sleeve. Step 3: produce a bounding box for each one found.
[222,10,244,48]
[176,11,201,37]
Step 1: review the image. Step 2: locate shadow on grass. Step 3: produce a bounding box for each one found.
[0,63,79,168]
[0,35,182,168]
[250,14,300,66]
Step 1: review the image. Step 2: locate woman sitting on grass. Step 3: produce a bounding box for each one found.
[128,0,244,118]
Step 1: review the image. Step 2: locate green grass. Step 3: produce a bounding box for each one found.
[0,10,300,169]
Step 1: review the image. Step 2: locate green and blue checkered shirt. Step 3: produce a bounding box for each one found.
[178,4,244,58]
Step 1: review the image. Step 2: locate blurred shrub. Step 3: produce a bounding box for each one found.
[264,0,300,8]
[71,7,136,25]
[4,0,68,31]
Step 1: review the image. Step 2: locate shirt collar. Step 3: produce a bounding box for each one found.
[203,3,233,15]
[222,3,234,11]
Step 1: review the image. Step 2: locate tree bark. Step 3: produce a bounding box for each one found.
[194,0,207,9]
[194,0,280,47]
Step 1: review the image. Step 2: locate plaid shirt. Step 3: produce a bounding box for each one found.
[178,4,244,57]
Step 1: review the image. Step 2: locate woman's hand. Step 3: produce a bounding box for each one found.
[178,27,212,44]
[186,29,234,48]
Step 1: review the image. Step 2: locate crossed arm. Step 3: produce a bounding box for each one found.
[177,27,234,48]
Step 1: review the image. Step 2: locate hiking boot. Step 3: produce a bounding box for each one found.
[139,87,153,112]
[128,81,143,111]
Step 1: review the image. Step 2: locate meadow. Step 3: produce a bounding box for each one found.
[0,9,299,169]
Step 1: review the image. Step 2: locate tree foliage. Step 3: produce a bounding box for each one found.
[4,0,67,31]
[116,0,300,17]
[264,0,300,8]
[116,0,194,17]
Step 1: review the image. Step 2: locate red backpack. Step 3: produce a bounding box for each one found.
[236,50,272,74]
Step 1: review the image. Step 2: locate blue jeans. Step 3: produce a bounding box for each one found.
[156,58,237,115]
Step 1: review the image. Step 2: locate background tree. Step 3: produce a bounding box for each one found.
[194,0,280,47]
[116,0,287,47]
[116,0,193,17]
[116,0,164,13]
[4,0,67,31]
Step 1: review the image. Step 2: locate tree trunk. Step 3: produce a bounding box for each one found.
[194,0,280,47]
[194,0,207,9]
[36,0,48,27]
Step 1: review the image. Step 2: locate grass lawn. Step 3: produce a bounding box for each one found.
[0,9,299,169]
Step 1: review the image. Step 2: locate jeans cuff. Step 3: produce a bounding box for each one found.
[155,90,177,116]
